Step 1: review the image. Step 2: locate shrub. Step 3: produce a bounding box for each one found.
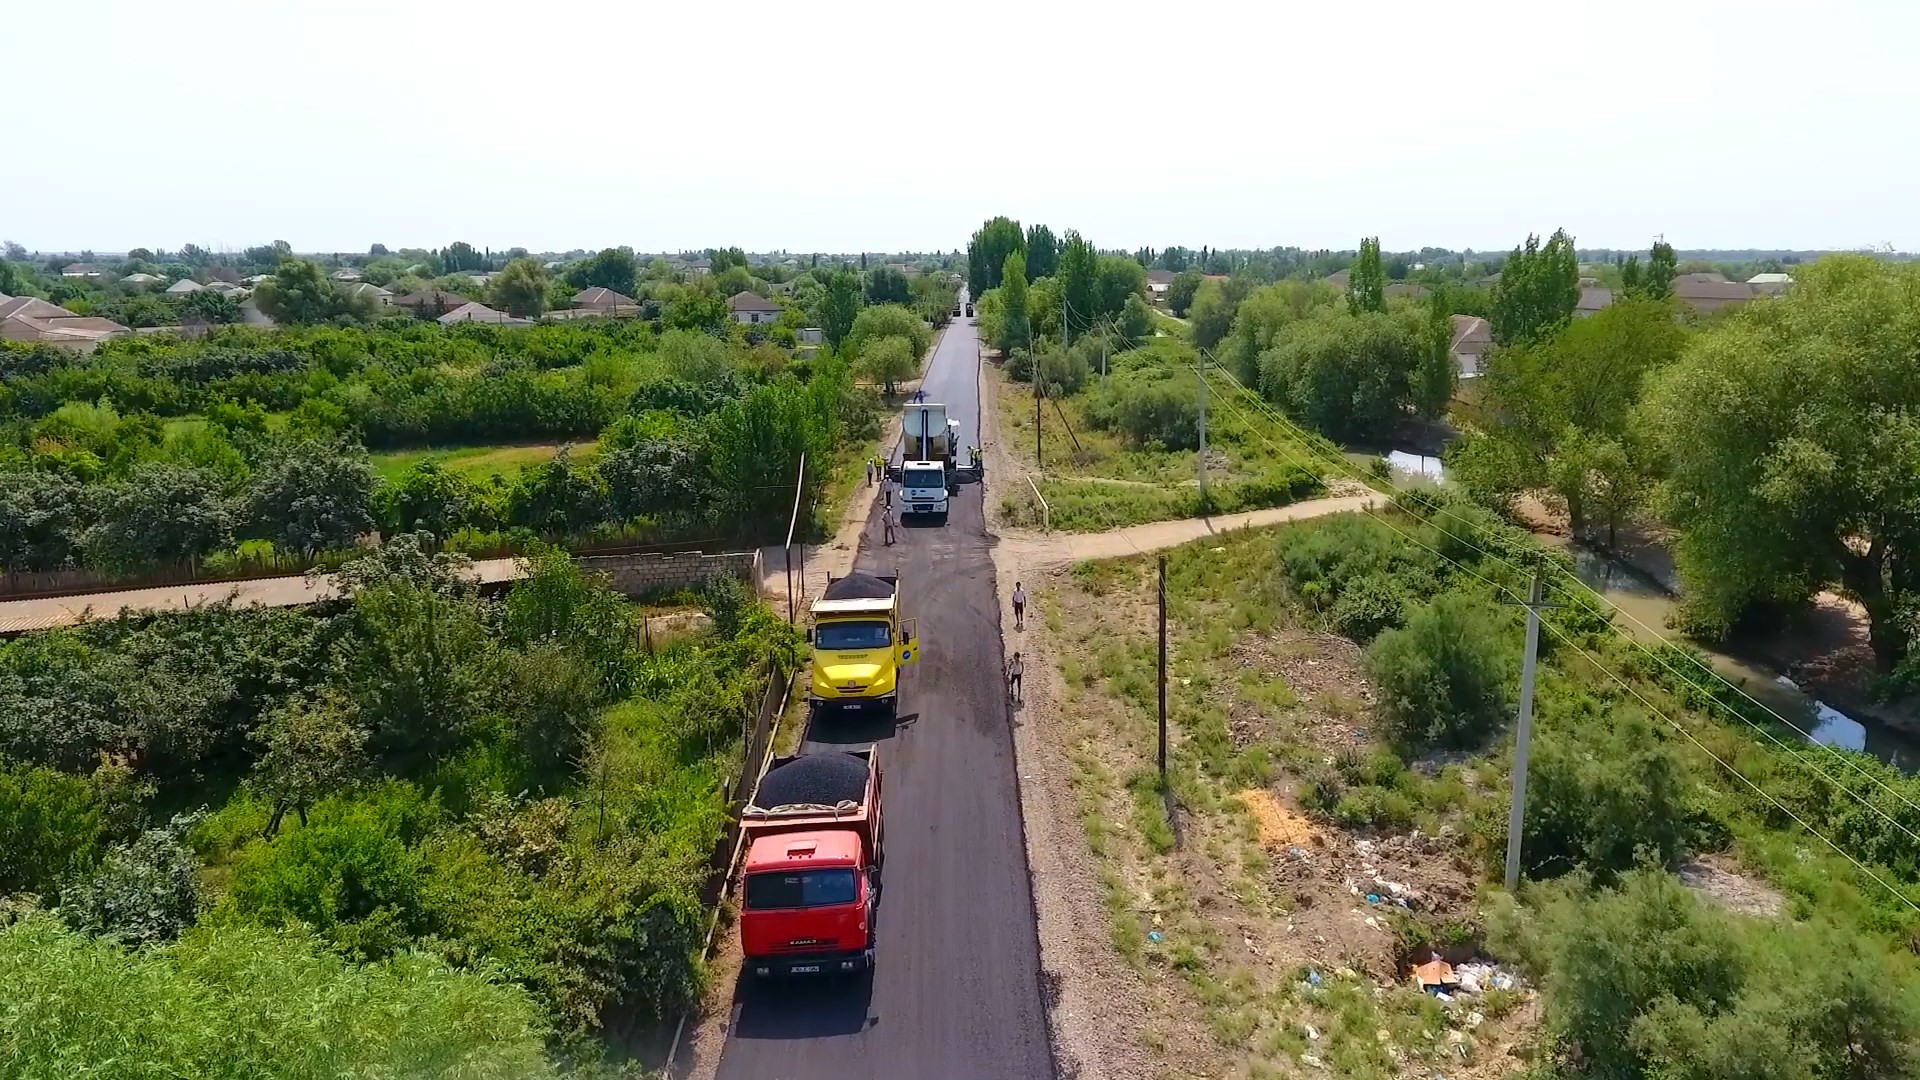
[0,914,556,1079]
[0,761,107,896]
[1036,344,1090,396]
[1330,573,1409,641]
[1367,593,1514,748]
[61,813,202,945]
[1085,371,1200,449]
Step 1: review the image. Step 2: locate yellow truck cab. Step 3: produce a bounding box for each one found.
[808,572,917,716]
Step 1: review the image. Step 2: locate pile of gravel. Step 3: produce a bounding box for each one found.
[752,752,870,811]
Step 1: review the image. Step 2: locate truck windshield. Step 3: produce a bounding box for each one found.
[903,468,945,490]
[745,868,859,910]
[815,621,891,651]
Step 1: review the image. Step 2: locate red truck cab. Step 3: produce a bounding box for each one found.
[739,749,883,977]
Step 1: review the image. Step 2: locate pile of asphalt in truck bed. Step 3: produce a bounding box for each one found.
[822,572,893,601]
[753,752,870,810]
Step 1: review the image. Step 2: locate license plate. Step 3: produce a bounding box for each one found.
[790,965,821,974]
[915,504,932,512]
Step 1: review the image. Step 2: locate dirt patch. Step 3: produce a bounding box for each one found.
[1679,854,1788,919]
[1237,788,1319,850]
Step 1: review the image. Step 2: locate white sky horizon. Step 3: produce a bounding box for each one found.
[5,1,1916,257]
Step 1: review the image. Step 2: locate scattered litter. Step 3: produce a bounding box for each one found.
[1366,893,1381,904]
[1307,969,1323,987]
[1301,1054,1323,1068]
[1452,961,1521,995]
[1376,1028,1391,1042]
[1364,916,1380,930]
[1434,991,1452,1003]
[1465,1011,1485,1029]
[1413,959,1459,994]
[1237,789,1319,849]
[1148,931,1163,943]
[1304,1024,1320,1041]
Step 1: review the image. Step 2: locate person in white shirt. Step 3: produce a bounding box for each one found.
[1007,651,1024,704]
[1012,582,1027,630]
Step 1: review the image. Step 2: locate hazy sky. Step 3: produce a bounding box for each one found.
[6,1,1917,256]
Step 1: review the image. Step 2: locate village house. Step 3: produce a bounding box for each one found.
[1671,271,1755,316]
[728,290,780,325]
[1449,314,1492,378]
[0,295,130,351]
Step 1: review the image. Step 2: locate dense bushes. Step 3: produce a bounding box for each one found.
[1491,871,1920,1080]
[0,914,557,1079]
[0,541,800,1061]
[1256,308,1430,442]
[1084,369,1201,449]
[1368,593,1515,748]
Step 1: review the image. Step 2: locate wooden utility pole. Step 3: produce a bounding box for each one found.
[1157,554,1168,782]
[1196,351,1208,505]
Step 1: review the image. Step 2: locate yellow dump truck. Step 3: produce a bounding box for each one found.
[808,572,917,716]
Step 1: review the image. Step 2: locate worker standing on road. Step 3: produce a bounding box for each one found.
[1012,582,1028,630]
[884,502,898,546]
[1007,652,1024,704]
[865,459,875,487]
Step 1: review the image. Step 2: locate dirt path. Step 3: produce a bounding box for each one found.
[996,494,1379,571]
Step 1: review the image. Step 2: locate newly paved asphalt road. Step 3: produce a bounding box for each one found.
[712,316,1054,1080]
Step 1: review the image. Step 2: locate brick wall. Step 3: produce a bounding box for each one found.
[576,550,756,598]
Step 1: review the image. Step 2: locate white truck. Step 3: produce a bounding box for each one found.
[899,403,960,519]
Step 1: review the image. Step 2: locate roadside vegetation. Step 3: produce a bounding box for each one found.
[1040,493,1920,1077]
[0,538,799,1073]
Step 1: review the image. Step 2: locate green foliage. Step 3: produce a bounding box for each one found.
[488,257,548,318]
[563,247,638,297]
[1347,237,1386,315]
[1166,270,1202,316]
[336,577,493,766]
[1058,231,1098,339]
[249,691,370,834]
[80,462,235,572]
[1644,240,1677,301]
[254,257,360,326]
[1490,229,1580,346]
[1024,224,1058,280]
[1187,279,1234,350]
[61,813,202,945]
[998,250,1031,353]
[863,265,910,306]
[966,215,1025,299]
[246,438,375,554]
[1638,255,1920,671]
[858,334,917,394]
[0,761,107,895]
[1085,368,1201,449]
[1256,308,1428,442]
[1493,870,1920,1080]
[820,269,862,348]
[848,302,932,361]
[1367,593,1514,748]
[0,914,558,1080]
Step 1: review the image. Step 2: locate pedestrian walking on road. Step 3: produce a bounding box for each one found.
[883,503,898,546]
[1007,652,1024,704]
[1012,582,1027,630]
[865,459,875,487]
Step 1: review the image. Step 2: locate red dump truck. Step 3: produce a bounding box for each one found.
[740,748,884,976]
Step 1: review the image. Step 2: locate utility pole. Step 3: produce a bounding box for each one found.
[1196,350,1208,506]
[1502,574,1558,891]
[1157,554,1168,783]
[1035,360,1043,471]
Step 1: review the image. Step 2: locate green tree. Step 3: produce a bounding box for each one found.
[1166,270,1202,316]
[563,247,638,296]
[1645,240,1677,301]
[505,448,606,535]
[0,469,87,571]
[488,257,548,318]
[858,335,916,396]
[249,692,370,835]
[179,287,241,324]
[966,216,1024,298]
[1366,592,1513,747]
[1638,256,1920,672]
[1490,229,1580,346]
[1620,254,1644,297]
[1188,279,1233,350]
[439,241,486,273]
[1057,231,1098,340]
[1118,294,1155,345]
[0,761,106,895]
[599,429,706,526]
[81,464,233,573]
[245,439,375,554]
[1093,255,1147,320]
[864,265,910,305]
[254,257,347,325]
[659,282,729,332]
[1257,309,1428,442]
[1347,236,1386,314]
[821,269,862,348]
[1024,224,1058,280]
[1412,297,1456,419]
[338,581,493,764]
[61,814,202,946]
[848,303,932,359]
[998,251,1031,353]
[377,461,484,537]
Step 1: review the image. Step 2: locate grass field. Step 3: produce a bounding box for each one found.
[368,441,600,483]
[993,341,1329,531]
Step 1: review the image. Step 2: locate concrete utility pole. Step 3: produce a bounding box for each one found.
[1502,574,1558,891]
[1157,554,1168,783]
[1196,351,1208,504]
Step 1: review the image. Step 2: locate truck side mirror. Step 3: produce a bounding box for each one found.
[805,628,814,643]
[900,629,912,644]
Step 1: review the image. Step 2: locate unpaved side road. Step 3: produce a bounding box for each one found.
[979,353,1385,1080]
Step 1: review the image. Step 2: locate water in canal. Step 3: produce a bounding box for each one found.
[1562,546,1920,773]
